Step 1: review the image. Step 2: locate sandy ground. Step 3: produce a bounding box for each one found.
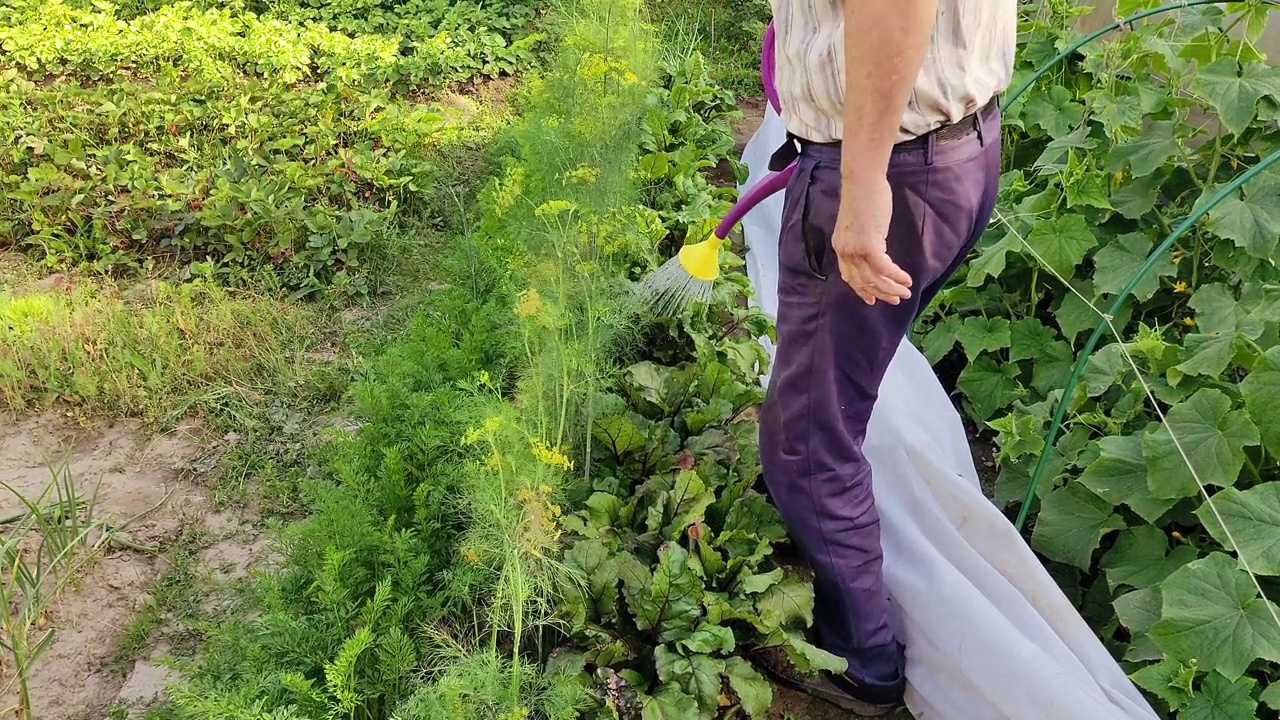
[0,413,265,720]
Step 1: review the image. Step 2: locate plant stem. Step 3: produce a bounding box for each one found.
[1205,133,1224,188]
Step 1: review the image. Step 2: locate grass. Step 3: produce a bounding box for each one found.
[0,264,343,421]
[109,522,213,672]
[645,0,770,95]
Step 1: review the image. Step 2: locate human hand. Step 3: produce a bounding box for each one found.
[833,174,913,305]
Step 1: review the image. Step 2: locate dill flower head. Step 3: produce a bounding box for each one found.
[530,440,573,471]
[516,289,543,318]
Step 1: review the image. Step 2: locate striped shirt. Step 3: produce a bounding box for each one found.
[771,0,1018,143]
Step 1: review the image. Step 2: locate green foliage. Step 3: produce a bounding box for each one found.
[639,52,743,247]
[556,351,827,719]
[0,0,527,295]
[644,0,770,95]
[170,255,521,719]
[915,0,1280,715]
[538,49,817,720]
[0,271,335,418]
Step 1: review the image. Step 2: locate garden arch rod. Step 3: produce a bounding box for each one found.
[1001,0,1280,531]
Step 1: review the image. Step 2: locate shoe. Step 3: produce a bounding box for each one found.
[752,645,906,717]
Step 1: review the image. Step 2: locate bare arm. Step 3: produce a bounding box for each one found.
[841,0,937,182]
[832,0,936,305]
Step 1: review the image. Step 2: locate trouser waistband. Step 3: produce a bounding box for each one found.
[768,96,999,172]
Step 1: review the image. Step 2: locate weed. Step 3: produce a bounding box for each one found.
[644,0,770,95]
[0,274,340,420]
[110,522,211,672]
[0,462,110,720]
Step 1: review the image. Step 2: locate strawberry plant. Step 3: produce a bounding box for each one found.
[0,0,536,295]
[915,0,1280,715]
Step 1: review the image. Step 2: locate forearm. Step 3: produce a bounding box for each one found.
[841,0,936,183]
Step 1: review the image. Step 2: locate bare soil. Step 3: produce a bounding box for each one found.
[0,413,266,720]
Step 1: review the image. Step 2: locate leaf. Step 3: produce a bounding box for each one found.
[593,412,650,456]
[1174,333,1237,380]
[1031,482,1126,569]
[1115,0,1160,17]
[761,628,848,674]
[956,357,1025,422]
[1085,89,1142,141]
[716,530,773,577]
[920,315,961,363]
[626,362,688,414]
[564,539,620,623]
[1054,281,1105,342]
[680,624,736,654]
[723,492,787,543]
[1065,170,1113,211]
[648,470,715,541]
[1023,85,1086,139]
[1034,124,1096,171]
[1131,658,1196,711]
[1196,484,1280,576]
[1092,232,1174,301]
[724,657,773,719]
[1082,343,1128,396]
[1114,587,1162,634]
[1205,191,1280,261]
[1262,681,1280,711]
[584,492,626,534]
[737,567,784,595]
[1143,389,1259,500]
[1150,552,1280,679]
[642,684,700,720]
[1009,318,1059,363]
[1189,284,1243,336]
[1024,214,1098,278]
[967,232,1017,288]
[987,413,1044,463]
[1124,635,1163,663]
[955,316,1011,360]
[1181,672,1258,720]
[1190,58,1280,135]
[684,399,735,434]
[1109,121,1179,177]
[1010,320,1072,388]
[655,650,724,714]
[1241,346,1280,458]
[1029,339,1074,396]
[621,544,703,643]
[1112,171,1163,219]
[755,577,815,630]
[1100,525,1196,591]
[1079,436,1178,522]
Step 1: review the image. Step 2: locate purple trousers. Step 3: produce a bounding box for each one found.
[759,103,1001,686]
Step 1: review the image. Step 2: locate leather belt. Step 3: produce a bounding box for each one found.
[768,96,997,172]
[896,96,997,150]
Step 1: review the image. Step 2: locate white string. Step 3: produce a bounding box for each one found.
[993,207,1280,631]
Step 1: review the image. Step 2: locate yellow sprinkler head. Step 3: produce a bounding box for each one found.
[677,237,721,282]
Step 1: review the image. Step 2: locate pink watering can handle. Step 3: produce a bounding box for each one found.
[711,20,796,240]
[714,162,795,238]
[762,22,781,114]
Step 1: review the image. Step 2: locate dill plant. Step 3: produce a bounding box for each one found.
[408,0,674,713]
[165,0,687,716]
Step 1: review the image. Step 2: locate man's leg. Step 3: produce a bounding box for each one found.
[759,109,1000,688]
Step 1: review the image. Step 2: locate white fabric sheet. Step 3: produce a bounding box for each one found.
[738,105,1159,720]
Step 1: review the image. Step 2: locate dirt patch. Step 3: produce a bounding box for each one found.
[734,95,768,148]
[768,684,915,720]
[0,413,265,720]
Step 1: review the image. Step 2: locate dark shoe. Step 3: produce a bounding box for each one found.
[753,645,906,717]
